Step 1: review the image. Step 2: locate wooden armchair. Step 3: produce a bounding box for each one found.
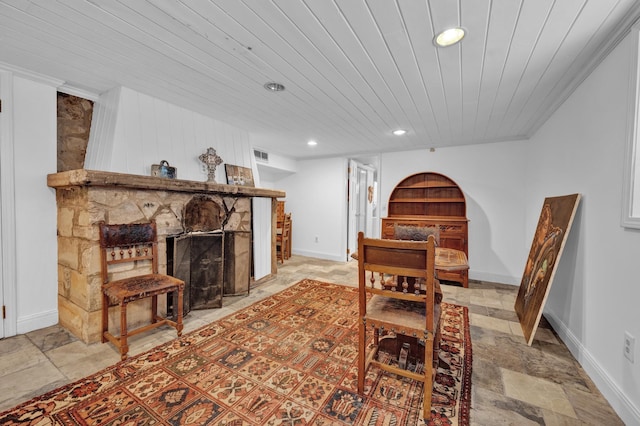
[99,221,184,360]
[357,231,441,419]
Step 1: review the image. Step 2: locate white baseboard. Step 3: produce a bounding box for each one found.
[469,270,519,286]
[545,311,640,426]
[292,249,346,262]
[16,309,58,335]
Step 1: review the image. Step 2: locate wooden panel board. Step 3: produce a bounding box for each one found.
[515,193,581,345]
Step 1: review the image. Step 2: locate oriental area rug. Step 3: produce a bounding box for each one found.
[0,279,471,426]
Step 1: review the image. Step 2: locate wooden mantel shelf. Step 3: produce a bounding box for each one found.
[47,169,285,198]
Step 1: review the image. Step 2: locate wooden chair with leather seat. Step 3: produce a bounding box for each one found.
[357,231,441,419]
[99,221,184,360]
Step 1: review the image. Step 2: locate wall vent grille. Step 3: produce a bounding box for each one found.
[254,149,269,163]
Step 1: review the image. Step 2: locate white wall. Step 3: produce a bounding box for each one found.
[85,86,273,281]
[86,86,255,182]
[380,143,529,284]
[525,32,640,424]
[7,75,58,334]
[254,150,297,189]
[273,140,529,283]
[276,157,348,261]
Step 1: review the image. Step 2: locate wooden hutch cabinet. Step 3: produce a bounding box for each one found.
[382,172,469,287]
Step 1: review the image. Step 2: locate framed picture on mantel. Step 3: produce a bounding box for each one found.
[225,164,255,187]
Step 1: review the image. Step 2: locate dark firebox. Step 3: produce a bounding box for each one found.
[167,195,250,317]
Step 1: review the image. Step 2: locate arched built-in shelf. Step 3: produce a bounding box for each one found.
[382,172,469,287]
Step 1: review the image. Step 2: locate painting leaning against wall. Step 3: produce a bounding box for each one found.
[515,193,581,345]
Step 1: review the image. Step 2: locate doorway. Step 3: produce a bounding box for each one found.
[347,158,379,260]
[0,70,14,339]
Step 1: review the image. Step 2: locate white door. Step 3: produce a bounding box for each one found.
[356,167,366,235]
[347,160,378,260]
[0,70,17,339]
[0,72,7,338]
[356,165,377,237]
[362,166,376,238]
[347,160,359,260]
[0,183,3,339]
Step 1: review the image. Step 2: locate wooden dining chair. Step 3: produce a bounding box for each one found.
[99,221,184,360]
[357,231,441,419]
[276,213,291,263]
[285,214,292,260]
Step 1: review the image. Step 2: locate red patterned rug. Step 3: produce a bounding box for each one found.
[0,279,471,425]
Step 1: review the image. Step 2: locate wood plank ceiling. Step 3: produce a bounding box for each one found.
[1,0,639,159]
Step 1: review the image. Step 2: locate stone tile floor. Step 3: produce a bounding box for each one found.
[0,255,624,424]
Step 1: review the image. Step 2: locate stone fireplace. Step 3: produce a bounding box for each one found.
[47,169,284,344]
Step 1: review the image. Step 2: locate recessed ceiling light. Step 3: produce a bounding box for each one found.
[264,82,285,92]
[435,27,465,47]
[392,129,407,136]
[307,140,317,146]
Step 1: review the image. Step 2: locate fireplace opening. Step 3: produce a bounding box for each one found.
[167,195,251,317]
[184,195,222,232]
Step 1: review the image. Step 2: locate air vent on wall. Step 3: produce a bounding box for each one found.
[254,149,269,163]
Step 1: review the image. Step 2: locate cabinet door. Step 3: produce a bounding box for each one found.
[440,235,466,252]
[381,219,396,239]
[439,222,468,255]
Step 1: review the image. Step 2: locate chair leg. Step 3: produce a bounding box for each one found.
[176,287,184,336]
[277,244,284,264]
[284,237,291,259]
[423,341,434,419]
[119,301,129,360]
[433,326,442,371]
[151,295,158,323]
[101,292,109,343]
[357,321,366,393]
